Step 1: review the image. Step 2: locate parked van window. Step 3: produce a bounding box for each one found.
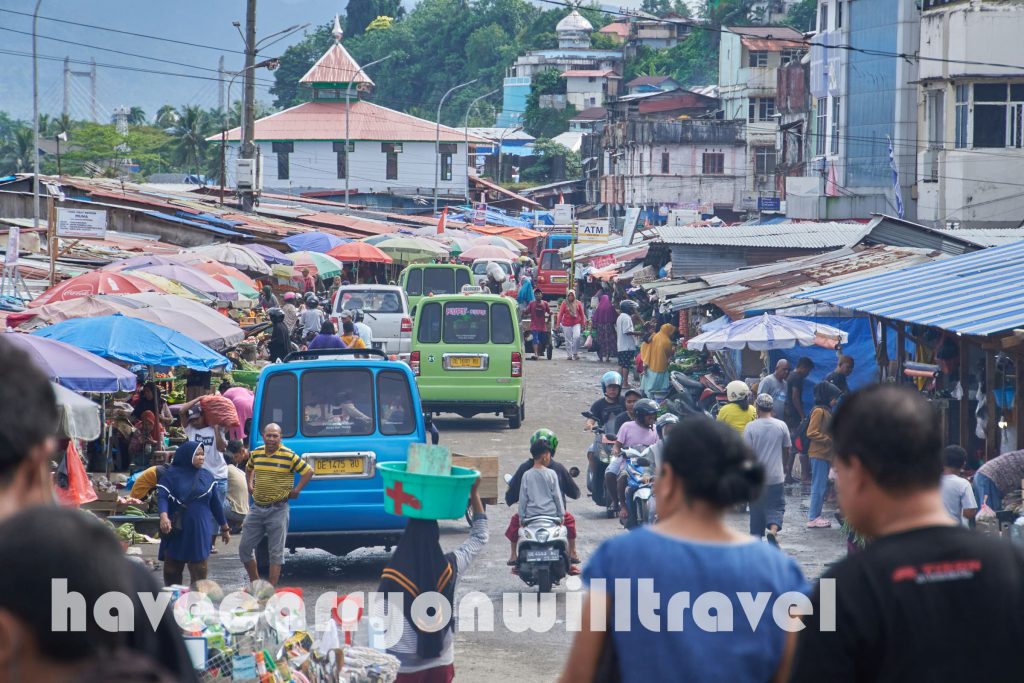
[378,370,416,436]
[422,267,471,296]
[258,372,298,437]
[339,290,403,313]
[301,368,375,437]
[406,268,423,296]
[418,301,442,343]
[491,303,516,344]
[541,250,563,270]
[444,301,489,343]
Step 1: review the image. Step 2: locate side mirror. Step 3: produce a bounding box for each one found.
[569,466,580,478]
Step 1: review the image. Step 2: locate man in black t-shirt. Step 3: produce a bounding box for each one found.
[791,385,1024,683]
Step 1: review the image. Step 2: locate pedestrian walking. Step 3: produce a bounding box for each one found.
[374,479,487,682]
[560,417,807,683]
[615,300,639,387]
[806,381,841,528]
[823,354,855,395]
[592,294,617,362]
[239,423,313,586]
[744,394,791,546]
[790,385,1024,683]
[785,357,814,483]
[557,291,585,360]
[179,397,229,549]
[757,359,790,419]
[526,291,551,361]
[156,441,230,586]
[639,323,676,396]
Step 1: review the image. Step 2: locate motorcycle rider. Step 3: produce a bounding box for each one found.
[505,429,581,570]
[280,292,300,334]
[609,398,659,521]
[586,371,627,471]
[717,380,757,434]
[635,413,679,525]
[266,308,290,362]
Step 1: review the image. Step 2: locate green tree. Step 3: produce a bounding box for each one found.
[783,0,817,32]
[346,0,379,37]
[522,138,580,182]
[51,113,73,136]
[522,68,575,138]
[155,105,179,129]
[128,106,147,126]
[170,106,212,173]
[1,126,35,174]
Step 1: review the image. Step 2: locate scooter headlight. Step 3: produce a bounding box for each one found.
[536,529,549,542]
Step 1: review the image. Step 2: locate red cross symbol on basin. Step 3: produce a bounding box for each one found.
[386,481,422,515]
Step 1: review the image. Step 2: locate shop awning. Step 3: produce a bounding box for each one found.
[794,240,1024,336]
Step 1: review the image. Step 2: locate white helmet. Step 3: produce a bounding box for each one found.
[726,380,751,402]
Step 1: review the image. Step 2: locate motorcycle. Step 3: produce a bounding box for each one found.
[621,452,653,529]
[698,366,729,417]
[582,411,617,517]
[662,371,710,419]
[504,475,571,593]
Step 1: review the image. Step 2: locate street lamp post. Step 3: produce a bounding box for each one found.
[434,79,477,214]
[221,58,279,205]
[32,0,42,232]
[345,54,394,208]
[463,88,499,203]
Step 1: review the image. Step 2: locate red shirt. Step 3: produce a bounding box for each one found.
[527,300,550,331]
[558,300,585,327]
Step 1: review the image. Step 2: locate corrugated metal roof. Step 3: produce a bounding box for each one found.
[657,222,870,249]
[299,43,373,86]
[938,228,1024,247]
[562,69,617,78]
[795,240,1024,336]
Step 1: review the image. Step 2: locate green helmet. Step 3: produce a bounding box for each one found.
[530,428,559,456]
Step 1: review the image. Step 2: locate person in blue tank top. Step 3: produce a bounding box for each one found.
[560,417,810,683]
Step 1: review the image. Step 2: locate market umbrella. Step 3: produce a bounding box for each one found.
[375,237,448,264]
[31,271,163,307]
[118,292,230,322]
[102,254,184,272]
[242,243,293,265]
[288,251,345,278]
[34,314,230,371]
[7,294,148,330]
[51,381,102,441]
[282,231,350,253]
[457,244,518,262]
[325,241,393,264]
[131,264,238,301]
[123,306,244,352]
[179,258,259,290]
[212,274,259,301]
[686,313,850,352]
[360,234,399,246]
[469,235,527,253]
[1,332,138,392]
[129,272,215,304]
[179,244,272,276]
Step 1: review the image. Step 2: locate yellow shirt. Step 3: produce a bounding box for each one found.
[246,445,311,505]
[717,403,757,433]
[340,335,366,349]
[129,466,159,500]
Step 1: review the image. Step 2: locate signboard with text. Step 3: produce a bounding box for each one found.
[757,197,781,212]
[621,207,641,245]
[473,202,487,227]
[56,208,107,238]
[552,203,574,226]
[577,222,610,243]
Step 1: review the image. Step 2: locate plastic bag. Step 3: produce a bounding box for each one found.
[975,496,1000,536]
[199,395,240,428]
[583,334,593,350]
[55,441,98,507]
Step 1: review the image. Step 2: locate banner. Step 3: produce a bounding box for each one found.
[473,202,487,227]
[578,222,610,243]
[56,208,107,238]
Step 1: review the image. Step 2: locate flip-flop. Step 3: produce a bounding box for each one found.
[568,565,581,576]
[570,556,582,565]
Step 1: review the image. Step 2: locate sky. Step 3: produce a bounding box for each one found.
[0,0,689,123]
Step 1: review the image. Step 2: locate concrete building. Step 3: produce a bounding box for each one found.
[718,25,805,207]
[786,0,920,221]
[916,0,1024,229]
[497,10,623,127]
[219,18,487,208]
[562,69,621,110]
[633,14,693,49]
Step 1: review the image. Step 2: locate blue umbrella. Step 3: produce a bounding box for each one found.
[241,243,294,265]
[282,231,350,253]
[33,314,229,371]
[2,333,137,393]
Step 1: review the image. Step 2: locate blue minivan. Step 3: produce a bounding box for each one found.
[251,348,426,558]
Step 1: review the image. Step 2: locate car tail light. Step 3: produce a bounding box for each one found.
[410,351,421,376]
[400,317,412,333]
[511,351,522,378]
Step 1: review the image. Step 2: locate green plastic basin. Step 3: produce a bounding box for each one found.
[377,463,479,520]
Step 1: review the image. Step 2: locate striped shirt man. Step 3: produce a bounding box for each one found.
[246,444,311,506]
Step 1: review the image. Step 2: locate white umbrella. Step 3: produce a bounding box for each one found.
[686,313,849,351]
[115,293,245,351]
[52,382,101,441]
[179,244,272,276]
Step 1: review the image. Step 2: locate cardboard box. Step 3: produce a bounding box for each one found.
[452,453,499,503]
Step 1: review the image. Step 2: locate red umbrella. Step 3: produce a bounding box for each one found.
[326,241,394,264]
[31,271,163,307]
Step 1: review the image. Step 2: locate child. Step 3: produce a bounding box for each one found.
[941,445,978,524]
[510,440,578,572]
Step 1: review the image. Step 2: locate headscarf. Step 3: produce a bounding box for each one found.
[517,277,534,305]
[814,380,842,407]
[645,323,676,373]
[138,410,162,441]
[593,294,616,324]
[132,382,162,419]
[157,441,214,506]
[377,519,458,659]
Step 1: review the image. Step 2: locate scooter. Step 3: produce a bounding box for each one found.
[503,474,571,593]
[662,371,710,419]
[582,411,617,517]
[621,452,653,529]
[698,366,729,417]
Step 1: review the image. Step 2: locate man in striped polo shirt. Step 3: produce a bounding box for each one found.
[239,423,313,586]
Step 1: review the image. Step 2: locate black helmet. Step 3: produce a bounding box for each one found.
[619,299,639,314]
[634,398,658,418]
[267,307,285,323]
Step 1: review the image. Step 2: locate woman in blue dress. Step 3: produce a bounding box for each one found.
[157,441,230,586]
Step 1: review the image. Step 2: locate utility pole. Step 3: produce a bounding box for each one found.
[63,56,69,118]
[240,0,258,211]
[90,58,97,122]
[218,56,225,114]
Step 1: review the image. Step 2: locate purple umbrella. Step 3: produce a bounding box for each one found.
[132,264,238,301]
[1,333,137,392]
[102,254,184,272]
[242,243,293,265]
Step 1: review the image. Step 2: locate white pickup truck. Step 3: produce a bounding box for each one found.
[330,284,412,355]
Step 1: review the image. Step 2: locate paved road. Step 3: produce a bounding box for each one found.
[198,355,846,681]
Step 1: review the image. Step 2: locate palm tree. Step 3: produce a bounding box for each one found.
[155,105,179,129]
[37,113,51,137]
[128,106,147,126]
[51,114,73,136]
[171,105,211,172]
[2,127,36,173]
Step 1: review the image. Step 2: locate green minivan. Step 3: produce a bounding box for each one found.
[399,263,473,311]
[410,292,525,429]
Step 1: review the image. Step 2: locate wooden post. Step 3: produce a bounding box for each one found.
[896,324,906,385]
[959,336,970,449]
[985,350,997,460]
[47,194,57,287]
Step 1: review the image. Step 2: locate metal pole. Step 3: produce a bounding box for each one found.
[240,0,257,211]
[32,0,42,233]
[55,136,61,176]
[463,88,498,204]
[434,79,477,214]
[344,54,392,209]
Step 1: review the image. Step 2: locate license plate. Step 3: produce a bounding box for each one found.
[372,341,384,350]
[525,548,561,562]
[450,356,481,368]
[312,457,364,476]
[551,275,567,283]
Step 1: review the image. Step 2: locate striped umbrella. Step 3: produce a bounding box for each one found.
[288,251,345,278]
[686,314,849,352]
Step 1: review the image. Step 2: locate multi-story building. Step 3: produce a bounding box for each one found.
[916,0,1024,229]
[718,25,805,208]
[786,0,920,220]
